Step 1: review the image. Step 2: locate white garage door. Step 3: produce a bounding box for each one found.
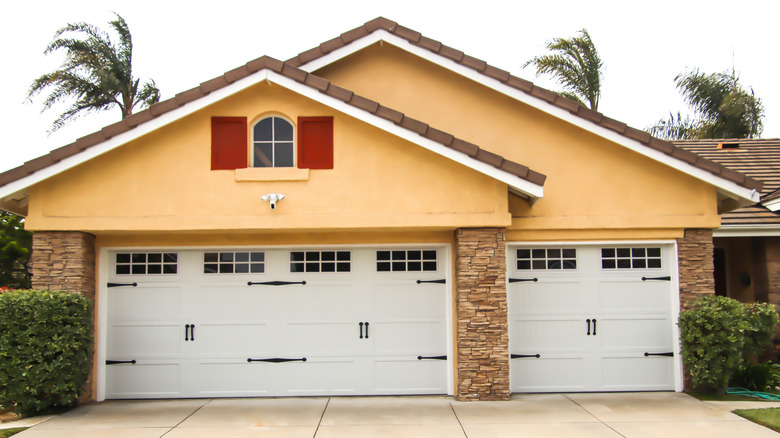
[508,244,676,392]
[104,247,449,399]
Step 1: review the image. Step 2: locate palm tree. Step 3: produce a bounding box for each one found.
[523,29,603,111]
[649,69,764,139]
[27,13,160,133]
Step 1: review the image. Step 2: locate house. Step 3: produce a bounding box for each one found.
[0,18,762,402]
[676,139,780,310]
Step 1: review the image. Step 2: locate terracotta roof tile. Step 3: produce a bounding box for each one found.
[320,38,343,55]
[526,169,548,186]
[101,121,130,139]
[499,160,529,178]
[324,83,354,102]
[438,45,464,62]
[575,106,603,124]
[375,105,404,124]
[460,55,487,72]
[599,117,627,134]
[0,166,29,187]
[282,64,308,83]
[175,88,204,106]
[719,166,747,185]
[504,76,533,93]
[399,116,429,135]
[424,127,454,146]
[75,131,107,151]
[392,25,421,43]
[624,126,651,144]
[529,86,557,104]
[483,65,510,83]
[450,138,479,157]
[150,98,180,116]
[340,26,369,45]
[48,143,79,162]
[364,17,396,32]
[349,94,380,114]
[304,74,330,92]
[200,76,229,94]
[553,95,580,114]
[297,47,324,65]
[474,148,504,168]
[647,138,674,154]
[417,36,442,52]
[224,65,251,83]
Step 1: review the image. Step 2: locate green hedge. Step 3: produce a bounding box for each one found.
[0,290,93,416]
[680,295,778,393]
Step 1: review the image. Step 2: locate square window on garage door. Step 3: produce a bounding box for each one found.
[290,251,351,272]
[601,247,662,269]
[115,252,178,275]
[376,250,437,272]
[516,248,577,270]
[204,251,265,274]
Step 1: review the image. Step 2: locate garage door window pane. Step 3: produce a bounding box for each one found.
[516,248,576,270]
[291,251,351,273]
[376,249,437,272]
[116,252,178,275]
[204,252,264,274]
[601,247,662,270]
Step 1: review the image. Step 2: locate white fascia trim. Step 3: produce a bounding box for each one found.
[265,71,543,199]
[763,197,780,212]
[0,71,276,200]
[301,31,758,204]
[713,225,780,237]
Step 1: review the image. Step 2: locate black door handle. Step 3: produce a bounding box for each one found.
[190,324,195,341]
[185,324,190,341]
[359,322,364,339]
[644,352,674,357]
[416,279,446,284]
[107,282,138,288]
[511,354,541,359]
[586,318,591,335]
[106,359,136,365]
[364,322,369,339]
[248,281,307,286]
[642,276,671,281]
[418,355,447,360]
[592,319,596,336]
[247,357,307,363]
[508,278,538,283]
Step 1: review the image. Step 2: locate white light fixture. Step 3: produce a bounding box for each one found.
[261,193,285,210]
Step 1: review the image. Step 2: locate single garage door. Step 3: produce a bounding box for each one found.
[104,246,449,399]
[507,243,676,392]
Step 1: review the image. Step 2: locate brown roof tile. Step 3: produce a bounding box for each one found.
[281,64,308,83]
[324,83,354,102]
[303,74,330,92]
[349,95,380,114]
[647,137,674,154]
[399,116,429,135]
[504,76,533,93]
[175,88,204,106]
[474,148,504,168]
[529,86,557,104]
[499,161,529,178]
[123,110,154,128]
[526,169,548,186]
[340,26,369,45]
[364,17,396,32]
[375,106,404,124]
[296,46,324,65]
[101,121,130,139]
[624,126,651,144]
[200,76,229,94]
[460,55,487,72]
[483,65,510,83]
[75,131,107,151]
[553,95,580,114]
[224,65,251,83]
[575,106,603,124]
[392,25,421,43]
[48,143,80,162]
[599,117,627,134]
[438,45,464,62]
[450,138,479,157]
[424,127,454,146]
[417,36,442,52]
[320,38,343,55]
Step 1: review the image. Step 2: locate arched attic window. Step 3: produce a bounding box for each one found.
[253,116,294,167]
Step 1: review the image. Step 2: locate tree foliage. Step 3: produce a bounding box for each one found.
[523,29,603,110]
[0,211,31,289]
[27,13,160,133]
[649,69,764,139]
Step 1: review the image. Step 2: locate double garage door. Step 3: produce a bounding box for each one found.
[508,243,677,392]
[105,247,449,399]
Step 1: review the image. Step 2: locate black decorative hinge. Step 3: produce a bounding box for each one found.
[509,278,538,283]
[416,279,446,284]
[644,352,674,357]
[417,355,447,360]
[106,359,137,365]
[247,357,307,363]
[642,276,671,281]
[247,281,307,286]
[511,354,541,359]
[107,282,138,288]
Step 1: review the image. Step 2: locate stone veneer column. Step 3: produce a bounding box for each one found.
[454,227,510,401]
[31,231,96,401]
[677,228,715,311]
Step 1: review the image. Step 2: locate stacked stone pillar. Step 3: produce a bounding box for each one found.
[30,231,96,401]
[454,227,510,401]
[677,228,715,310]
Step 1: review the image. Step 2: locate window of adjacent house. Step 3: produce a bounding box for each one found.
[253,117,294,167]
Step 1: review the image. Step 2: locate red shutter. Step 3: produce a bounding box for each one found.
[297,117,333,169]
[211,117,247,170]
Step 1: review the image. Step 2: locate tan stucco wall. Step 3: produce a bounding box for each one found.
[25,83,509,233]
[315,43,721,240]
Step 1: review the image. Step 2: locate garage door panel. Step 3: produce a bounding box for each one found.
[371,320,446,355]
[108,286,182,321]
[285,284,361,317]
[511,357,587,392]
[373,359,447,393]
[286,359,363,394]
[510,319,586,352]
[194,323,272,356]
[108,324,180,357]
[597,280,671,313]
[285,321,359,355]
[193,361,279,396]
[196,286,282,320]
[372,284,444,318]
[509,280,586,315]
[106,362,181,398]
[597,318,672,350]
[601,356,675,390]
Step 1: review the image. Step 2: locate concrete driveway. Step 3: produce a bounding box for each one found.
[6,392,779,437]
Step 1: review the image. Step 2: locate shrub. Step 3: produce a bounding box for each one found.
[679,295,778,393]
[0,290,92,416]
[730,362,780,391]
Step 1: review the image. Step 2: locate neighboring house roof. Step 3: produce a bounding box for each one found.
[0,57,546,215]
[675,139,780,233]
[286,17,761,202]
[0,18,762,215]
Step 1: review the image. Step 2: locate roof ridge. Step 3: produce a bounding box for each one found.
[283,17,761,192]
[0,55,546,190]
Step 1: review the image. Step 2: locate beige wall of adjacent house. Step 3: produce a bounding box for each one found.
[315,43,721,241]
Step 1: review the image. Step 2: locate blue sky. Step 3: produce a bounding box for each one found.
[2,0,777,172]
